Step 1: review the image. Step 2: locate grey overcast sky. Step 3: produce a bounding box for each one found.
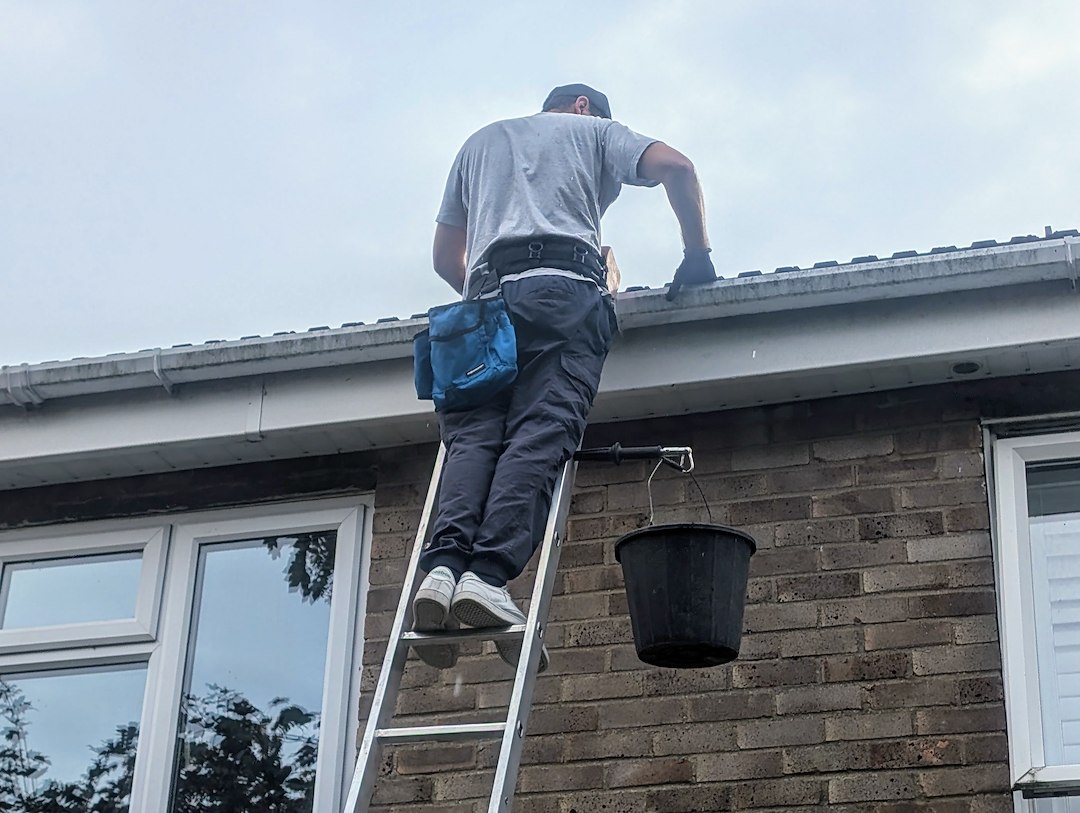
[2,0,1077,366]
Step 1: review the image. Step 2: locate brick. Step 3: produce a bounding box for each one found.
[775,517,860,546]
[860,512,944,539]
[607,479,685,511]
[560,672,643,701]
[562,617,633,647]
[825,710,913,741]
[748,546,820,576]
[946,559,996,588]
[547,592,608,624]
[825,652,911,682]
[780,627,861,657]
[518,763,603,794]
[641,668,730,696]
[953,615,999,645]
[783,741,871,774]
[694,750,784,781]
[908,589,997,619]
[819,595,909,627]
[901,480,986,509]
[597,697,683,729]
[700,473,769,500]
[653,721,740,755]
[911,643,1001,675]
[856,456,939,484]
[732,657,820,688]
[644,783,730,813]
[569,488,605,514]
[867,736,964,769]
[766,464,855,493]
[958,676,1003,705]
[528,704,597,735]
[863,563,949,593]
[561,729,651,761]
[745,601,818,632]
[895,424,981,454]
[775,683,865,715]
[813,488,896,517]
[730,443,810,470]
[396,685,477,716]
[944,505,991,532]
[777,571,862,601]
[729,496,811,525]
[915,706,1007,735]
[395,744,476,775]
[821,540,908,570]
[606,757,692,788]
[560,565,622,593]
[906,532,991,562]
[964,732,1009,763]
[940,450,985,479]
[558,540,605,568]
[737,716,825,748]
[864,620,954,651]
[372,776,434,805]
[729,777,823,807]
[828,770,919,803]
[814,435,895,461]
[683,691,775,723]
[918,763,1010,796]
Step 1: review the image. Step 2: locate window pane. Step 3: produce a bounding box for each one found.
[170,532,336,813]
[0,665,146,812]
[1029,462,1080,767]
[1028,461,1080,518]
[1,553,142,628]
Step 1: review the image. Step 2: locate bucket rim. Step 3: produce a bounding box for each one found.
[613,521,758,561]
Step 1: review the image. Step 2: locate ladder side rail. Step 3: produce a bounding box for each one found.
[489,458,578,813]
[344,443,448,813]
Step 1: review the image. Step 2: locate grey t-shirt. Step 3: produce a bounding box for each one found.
[437,112,659,283]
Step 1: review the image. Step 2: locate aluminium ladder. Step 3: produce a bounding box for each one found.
[343,442,693,813]
[343,444,577,813]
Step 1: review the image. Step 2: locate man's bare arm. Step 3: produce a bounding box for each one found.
[433,223,467,294]
[637,142,710,252]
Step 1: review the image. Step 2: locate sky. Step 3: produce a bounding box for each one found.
[2,0,1078,366]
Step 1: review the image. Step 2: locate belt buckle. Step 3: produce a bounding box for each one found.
[528,241,543,260]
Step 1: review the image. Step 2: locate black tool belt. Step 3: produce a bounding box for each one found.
[487,237,607,289]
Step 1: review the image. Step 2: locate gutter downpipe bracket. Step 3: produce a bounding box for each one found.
[1,365,45,408]
[152,350,176,395]
[1066,237,1078,292]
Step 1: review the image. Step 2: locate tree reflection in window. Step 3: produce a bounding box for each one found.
[0,530,339,813]
[1,679,318,813]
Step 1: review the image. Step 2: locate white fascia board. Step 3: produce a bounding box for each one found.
[2,272,1079,487]
[1,239,1076,410]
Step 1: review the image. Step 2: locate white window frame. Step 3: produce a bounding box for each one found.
[0,496,372,813]
[992,429,1080,801]
[0,525,168,655]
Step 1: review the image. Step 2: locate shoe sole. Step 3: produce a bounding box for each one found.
[412,593,458,669]
[452,595,549,673]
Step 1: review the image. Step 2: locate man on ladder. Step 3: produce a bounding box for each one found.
[413,82,716,670]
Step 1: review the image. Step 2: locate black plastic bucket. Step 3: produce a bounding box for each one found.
[614,523,757,669]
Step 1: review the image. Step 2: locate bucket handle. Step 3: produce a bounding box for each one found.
[575,444,712,524]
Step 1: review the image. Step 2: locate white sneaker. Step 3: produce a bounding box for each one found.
[412,566,459,669]
[451,572,549,672]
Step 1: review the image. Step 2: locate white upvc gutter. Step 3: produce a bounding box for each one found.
[1,237,1076,409]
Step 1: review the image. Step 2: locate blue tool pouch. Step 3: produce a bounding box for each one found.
[413,297,517,412]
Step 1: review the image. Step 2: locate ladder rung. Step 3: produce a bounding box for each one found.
[400,624,526,647]
[376,721,507,744]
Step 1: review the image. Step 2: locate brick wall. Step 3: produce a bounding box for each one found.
[360,378,1049,813]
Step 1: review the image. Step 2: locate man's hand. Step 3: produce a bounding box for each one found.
[601,245,621,293]
[666,248,716,300]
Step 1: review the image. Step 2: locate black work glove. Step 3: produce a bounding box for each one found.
[666,248,717,300]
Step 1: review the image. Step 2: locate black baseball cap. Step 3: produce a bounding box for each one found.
[542,83,611,119]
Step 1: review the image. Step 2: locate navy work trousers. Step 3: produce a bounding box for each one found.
[419,274,617,586]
